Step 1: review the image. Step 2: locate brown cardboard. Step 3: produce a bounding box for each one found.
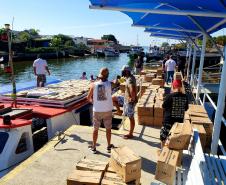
[67,170,102,185]
[101,172,139,185]
[110,146,141,183]
[189,104,207,113]
[152,78,164,87]
[137,103,154,117]
[192,123,206,150]
[157,68,163,76]
[174,72,183,80]
[154,117,163,127]
[76,159,108,172]
[188,111,209,118]
[168,120,192,150]
[190,116,213,135]
[144,74,155,82]
[154,105,164,117]
[138,116,154,126]
[155,147,179,185]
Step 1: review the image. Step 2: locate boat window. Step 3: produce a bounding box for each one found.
[15,133,28,154]
[0,132,9,154]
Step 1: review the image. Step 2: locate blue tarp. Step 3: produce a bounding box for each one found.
[89,0,226,39]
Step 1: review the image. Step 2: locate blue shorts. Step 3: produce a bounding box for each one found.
[123,102,135,118]
[117,96,124,106]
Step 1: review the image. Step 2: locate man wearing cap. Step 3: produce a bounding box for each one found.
[87,67,114,153]
[160,79,188,148]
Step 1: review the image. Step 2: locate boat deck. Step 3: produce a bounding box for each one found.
[0,118,161,185]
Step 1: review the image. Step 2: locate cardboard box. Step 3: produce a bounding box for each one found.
[189,104,207,113]
[137,103,154,117]
[184,112,190,121]
[188,111,209,118]
[168,120,192,150]
[174,72,183,80]
[101,172,139,185]
[154,117,163,127]
[76,159,108,172]
[152,78,164,87]
[67,170,102,185]
[192,124,206,150]
[144,74,155,82]
[154,106,164,117]
[157,68,163,76]
[155,147,179,185]
[109,146,141,183]
[190,117,213,135]
[138,116,154,126]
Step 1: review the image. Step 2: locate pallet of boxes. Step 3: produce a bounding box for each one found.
[151,68,165,88]
[67,146,141,185]
[155,120,193,185]
[137,85,164,127]
[185,104,213,152]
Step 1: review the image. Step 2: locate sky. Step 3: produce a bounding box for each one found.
[0,0,225,46]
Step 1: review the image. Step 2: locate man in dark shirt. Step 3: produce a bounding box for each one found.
[134,55,143,75]
[160,80,188,148]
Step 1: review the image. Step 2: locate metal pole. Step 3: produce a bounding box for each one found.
[190,39,197,86]
[211,46,226,154]
[196,34,206,102]
[186,43,192,82]
[5,24,16,107]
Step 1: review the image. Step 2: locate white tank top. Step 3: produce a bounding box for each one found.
[93,80,113,112]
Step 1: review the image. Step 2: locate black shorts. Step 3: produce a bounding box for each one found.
[37,74,46,84]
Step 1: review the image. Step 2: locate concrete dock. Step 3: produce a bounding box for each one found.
[0,117,161,185]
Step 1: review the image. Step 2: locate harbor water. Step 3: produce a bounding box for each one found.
[0,54,129,86]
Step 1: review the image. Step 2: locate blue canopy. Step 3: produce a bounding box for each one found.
[89,0,226,40]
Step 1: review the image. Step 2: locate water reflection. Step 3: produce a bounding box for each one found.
[0,54,129,85]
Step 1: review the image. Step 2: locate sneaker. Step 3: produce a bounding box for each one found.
[107,144,115,153]
[88,145,97,154]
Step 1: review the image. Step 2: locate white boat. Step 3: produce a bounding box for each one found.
[129,46,144,55]
[104,48,119,57]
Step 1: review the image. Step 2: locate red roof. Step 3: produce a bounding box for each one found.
[0,119,32,129]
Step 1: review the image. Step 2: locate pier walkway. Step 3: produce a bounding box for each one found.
[0,118,161,185]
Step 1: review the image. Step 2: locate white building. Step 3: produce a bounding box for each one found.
[72,37,88,46]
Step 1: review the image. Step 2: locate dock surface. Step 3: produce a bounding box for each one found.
[0,118,161,185]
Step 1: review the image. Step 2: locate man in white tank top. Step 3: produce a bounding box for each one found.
[87,68,114,154]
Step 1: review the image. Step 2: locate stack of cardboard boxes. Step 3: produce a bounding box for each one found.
[185,104,213,151]
[67,146,141,185]
[137,85,165,127]
[155,120,193,185]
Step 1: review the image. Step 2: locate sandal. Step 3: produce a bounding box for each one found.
[123,134,134,139]
[88,145,97,154]
[107,144,115,153]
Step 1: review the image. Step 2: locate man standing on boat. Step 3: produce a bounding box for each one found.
[33,54,50,87]
[87,67,114,154]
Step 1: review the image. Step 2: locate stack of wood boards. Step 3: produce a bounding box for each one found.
[137,85,165,127]
[184,104,213,152]
[5,80,91,101]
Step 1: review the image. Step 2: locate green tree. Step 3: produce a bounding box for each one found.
[65,40,75,47]
[101,34,118,43]
[161,42,169,47]
[50,36,63,47]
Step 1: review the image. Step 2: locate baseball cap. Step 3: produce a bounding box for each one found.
[172,80,182,88]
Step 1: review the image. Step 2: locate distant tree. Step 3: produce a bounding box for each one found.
[161,42,169,47]
[28,29,40,37]
[101,34,118,43]
[50,36,63,48]
[17,31,31,42]
[75,43,89,50]
[65,40,75,47]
